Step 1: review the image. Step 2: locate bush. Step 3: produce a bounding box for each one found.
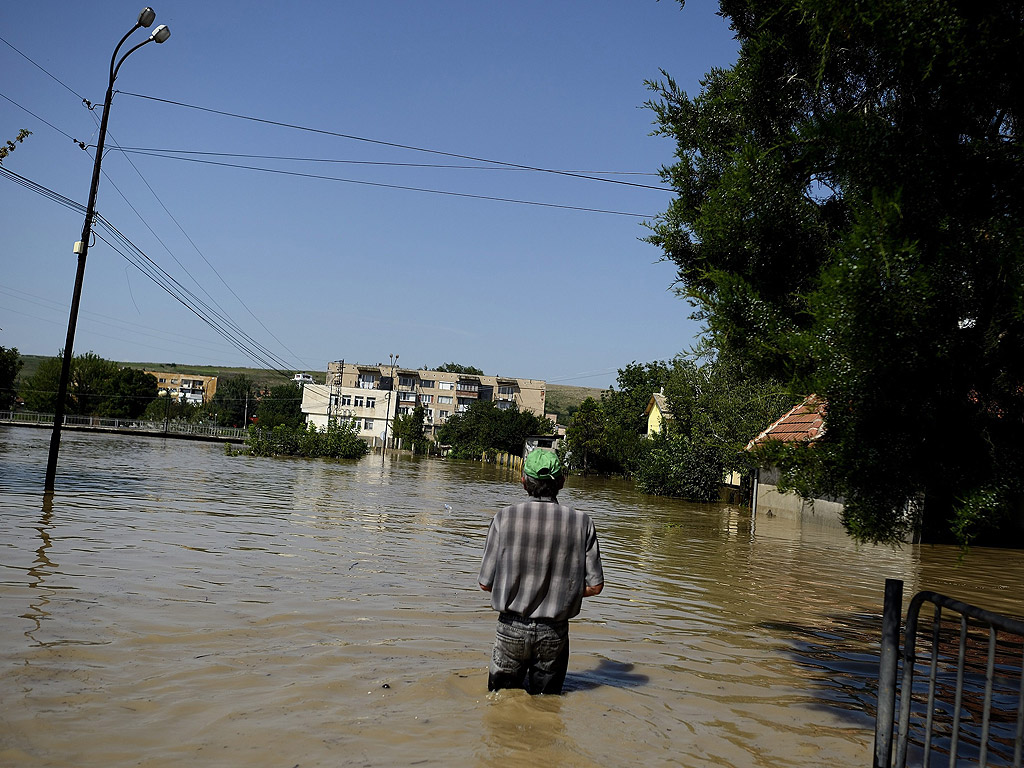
[247,419,369,460]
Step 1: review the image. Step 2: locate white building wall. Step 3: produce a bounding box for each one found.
[301,383,398,445]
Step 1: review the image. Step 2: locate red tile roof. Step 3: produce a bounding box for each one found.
[746,395,826,450]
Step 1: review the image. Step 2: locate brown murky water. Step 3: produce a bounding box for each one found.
[2,426,1023,767]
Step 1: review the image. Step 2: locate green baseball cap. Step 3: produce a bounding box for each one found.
[524,448,562,479]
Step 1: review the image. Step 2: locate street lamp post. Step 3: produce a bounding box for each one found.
[44,8,170,492]
[381,354,398,464]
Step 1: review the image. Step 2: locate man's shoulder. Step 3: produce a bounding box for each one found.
[501,498,591,522]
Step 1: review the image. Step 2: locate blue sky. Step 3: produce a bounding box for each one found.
[2,1,738,388]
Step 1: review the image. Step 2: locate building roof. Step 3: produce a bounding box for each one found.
[644,392,673,419]
[746,395,825,450]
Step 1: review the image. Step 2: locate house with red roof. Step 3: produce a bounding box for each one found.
[746,396,845,523]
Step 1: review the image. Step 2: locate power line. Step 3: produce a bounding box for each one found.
[101,130,311,368]
[109,146,661,176]
[119,149,655,217]
[0,33,87,102]
[118,91,675,193]
[0,165,299,379]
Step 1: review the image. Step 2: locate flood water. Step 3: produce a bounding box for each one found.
[2,426,1023,767]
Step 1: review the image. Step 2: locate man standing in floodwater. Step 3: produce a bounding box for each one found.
[478,448,604,695]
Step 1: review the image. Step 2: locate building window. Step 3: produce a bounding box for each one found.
[438,410,449,420]
[366,397,376,409]
[363,419,373,430]
[457,382,478,392]
[419,380,434,388]
[400,392,417,402]
[399,376,416,388]
[437,395,453,404]
[496,401,513,410]
[438,381,454,390]
[341,394,352,406]
[498,386,515,396]
[419,394,433,404]
[358,373,376,385]
[354,396,364,408]
[458,397,474,406]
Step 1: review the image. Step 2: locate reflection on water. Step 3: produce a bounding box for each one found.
[2,426,1023,767]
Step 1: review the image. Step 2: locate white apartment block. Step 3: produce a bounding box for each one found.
[318,361,547,440]
[300,382,398,446]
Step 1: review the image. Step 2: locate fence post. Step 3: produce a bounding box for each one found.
[874,578,904,768]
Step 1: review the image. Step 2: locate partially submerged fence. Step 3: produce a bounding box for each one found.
[0,410,247,441]
[874,578,1024,767]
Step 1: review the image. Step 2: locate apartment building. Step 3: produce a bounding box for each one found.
[322,361,546,439]
[300,382,398,446]
[145,371,218,405]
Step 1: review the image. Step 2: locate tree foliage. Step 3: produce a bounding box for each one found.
[210,375,256,427]
[0,129,31,164]
[432,362,484,375]
[96,368,158,419]
[392,403,428,451]
[19,351,159,417]
[247,419,369,460]
[646,0,1024,545]
[436,400,552,459]
[254,383,303,429]
[0,346,23,410]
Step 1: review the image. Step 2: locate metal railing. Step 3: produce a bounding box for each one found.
[0,410,247,441]
[875,578,1024,767]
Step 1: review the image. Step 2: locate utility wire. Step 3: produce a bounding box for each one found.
[111,146,660,176]
[101,129,310,368]
[120,149,655,217]
[0,33,87,102]
[0,165,298,378]
[118,91,675,193]
[0,91,83,147]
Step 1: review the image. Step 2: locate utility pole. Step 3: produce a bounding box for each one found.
[381,353,398,465]
[44,8,170,492]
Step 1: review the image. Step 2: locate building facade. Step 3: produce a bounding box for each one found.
[300,382,398,446]
[319,362,547,440]
[145,371,218,405]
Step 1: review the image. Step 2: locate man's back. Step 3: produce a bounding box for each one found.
[479,497,603,622]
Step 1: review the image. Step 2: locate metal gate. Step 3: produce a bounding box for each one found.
[874,578,1024,767]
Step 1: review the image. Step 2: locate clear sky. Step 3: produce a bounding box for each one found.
[2,1,738,388]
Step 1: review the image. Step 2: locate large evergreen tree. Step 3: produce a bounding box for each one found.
[646,1,1024,544]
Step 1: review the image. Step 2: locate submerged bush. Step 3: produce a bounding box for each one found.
[247,419,369,460]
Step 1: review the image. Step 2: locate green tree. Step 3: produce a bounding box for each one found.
[564,397,613,475]
[393,403,428,451]
[21,354,64,413]
[433,362,485,375]
[437,401,552,459]
[70,352,117,415]
[645,0,1024,545]
[0,346,23,410]
[142,395,203,423]
[254,382,303,429]
[97,368,158,419]
[634,354,792,501]
[210,375,256,427]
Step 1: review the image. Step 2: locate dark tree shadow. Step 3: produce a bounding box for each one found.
[563,658,650,692]
[761,607,1023,766]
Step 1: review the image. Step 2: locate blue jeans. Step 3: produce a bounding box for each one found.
[488,613,570,695]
